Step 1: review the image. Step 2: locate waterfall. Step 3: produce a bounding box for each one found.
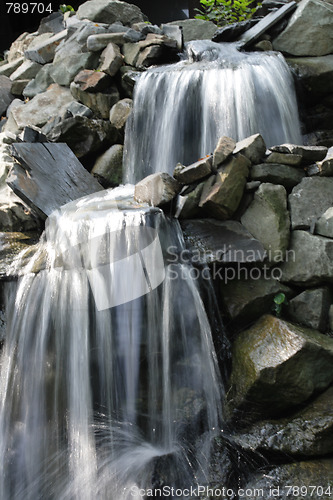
[0,186,224,500]
[124,41,302,182]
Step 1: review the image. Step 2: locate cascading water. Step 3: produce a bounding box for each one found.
[124,41,302,182]
[0,186,224,499]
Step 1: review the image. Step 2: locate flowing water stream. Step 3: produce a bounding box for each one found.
[0,40,302,499]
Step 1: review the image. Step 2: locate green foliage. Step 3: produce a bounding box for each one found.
[272,292,287,317]
[195,0,261,26]
[59,4,75,13]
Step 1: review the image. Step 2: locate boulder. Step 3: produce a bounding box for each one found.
[180,219,266,265]
[9,84,75,129]
[0,231,40,279]
[212,19,258,43]
[316,207,333,237]
[23,64,55,98]
[265,151,302,166]
[11,80,30,97]
[0,58,25,78]
[7,33,37,63]
[273,0,333,56]
[287,287,332,332]
[174,156,212,184]
[250,163,305,189]
[38,12,65,35]
[0,185,39,232]
[134,173,181,207]
[161,24,183,51]
[233,134,266,164]
[270,143,328,162]
[0,76,15,117]
[175,182,205,219]
[70,77,119,120]
[50,52,100,86]
[167,19,217,43]
[99,43,124,77]
[310,150,333,176]
[9,59,42,81]
[72,69,113,93]
[87,33,127,51]
[221,277,293,326]
[289,177,333,229]
[24,30,68,64]
[281,230,333,285]
[213,136,236,169]
[287,55,333,97]
[241,183,290,261]
[91,144,124,187]
[199,155,250,220]
[109,98,133,136]
[122,42,142,66]
[228,314,333,417]
[76,0,145,25]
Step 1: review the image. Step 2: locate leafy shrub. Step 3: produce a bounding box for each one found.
[195,0,261,26]
[59,4,75,13]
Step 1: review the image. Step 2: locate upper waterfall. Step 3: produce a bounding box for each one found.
[124,41,302,183]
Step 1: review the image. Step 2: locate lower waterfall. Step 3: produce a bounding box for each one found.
[124,41,302,182]
[0,186,224,500]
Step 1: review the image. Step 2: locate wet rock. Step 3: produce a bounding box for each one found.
[180,219,266,265]
[270,143,328,162]
[233,134,266,164]
[99,43,124,76]
[134,173,181,207]
[0,76,15,117]
[273,0,333,56]
[241,183,290,261]
[167,19,218,43]
[9,84,75,130]
[109,98,132,136]
[91,144,123,187]
[24,30,68,64]
[199,155,250,220]
[174,156,213,184]
[281,230,333,285]
[76,0,145,25]
[250,163,305,190]
[316,207,333,237]
[287,287,332,332]
[212,19,258,43]
[9,59,42,81]
[289,177,333,229]
[221,278,293,326]
[264,151,302,166]
[213,136,236,169]
[228,314,333,418]
[23,64,55,99]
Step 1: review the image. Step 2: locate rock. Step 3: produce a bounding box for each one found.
[23,64,55,99]
[228,314,333,418]
[233,134,266,164]
[134,173,181,207]
[243,459,333,499]
[174,156,212,184]
[10,80,30,96]
[265,151,302,166]
[312,151,333,176]
[270,143,328,162]
[287,55,333,99]
[50,51,100,86]
[199,155,250,220]
[99,43,124,76]
[0,185,39,232]
[109,98,133,136]
[280,230,333,285]
[253,40,273,51]
[72,69,113,93]
[250,163,305,189]
[66,101,93,118]
[18,126,47,143]
[212,19,258,43]
[123,28,145,43]
[87,33,127,51]
[287,287,332,332]
[213,136,236,169]
[273,0,333,56]
[0,58,25,78]
[221,277,293,326]
[0,76,15,117]
[9,59,42,81]
[289,177,333,230]
[70,82,120,119]
[91,144,124,187]
[175,182,205,219]
[24,30,68,64]
[44,115,117,158]
[180,219,266,265]
[241,183,290,261]
[7,33,37,63]
[167,19,217,43]
[0,231,41,279]
[76,0,145,25]
[121,43,142,66]
[9,84,75,130]
[316,207,333,237]
[161,24,183,51]
[38,12,65,35]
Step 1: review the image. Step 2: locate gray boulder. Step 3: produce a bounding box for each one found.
[273,0,333,56]
[229,314,333,417]
[287,55,333,96]
[76,0,145,25]
[99,43,124,76]
[91,144,124,187]
[233,133,266,164]
[70,81,119,119]
[287,287,332,332]
[0,76,15,117]
[9,59,42,81]
[23,64,55,98]
[316,207,333,237]
[109,98,133,136]
[24,30,68,64]
[0,58,25,78]
[270,143,328,162]
[289,177,333,229]
[50,52,100,87]
[241,183,290,262]
[167,19,217,43]
[213,136,236,169]
[134,173,181,207]
[174,156,213,184]
[250,163,305,189]
[265,151,302,166]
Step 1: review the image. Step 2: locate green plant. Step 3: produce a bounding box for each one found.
[272,292,287,317]
[59,4,75,14]
[195,0,261,26]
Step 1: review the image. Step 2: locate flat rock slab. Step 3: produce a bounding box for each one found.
[7,143,103,219]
